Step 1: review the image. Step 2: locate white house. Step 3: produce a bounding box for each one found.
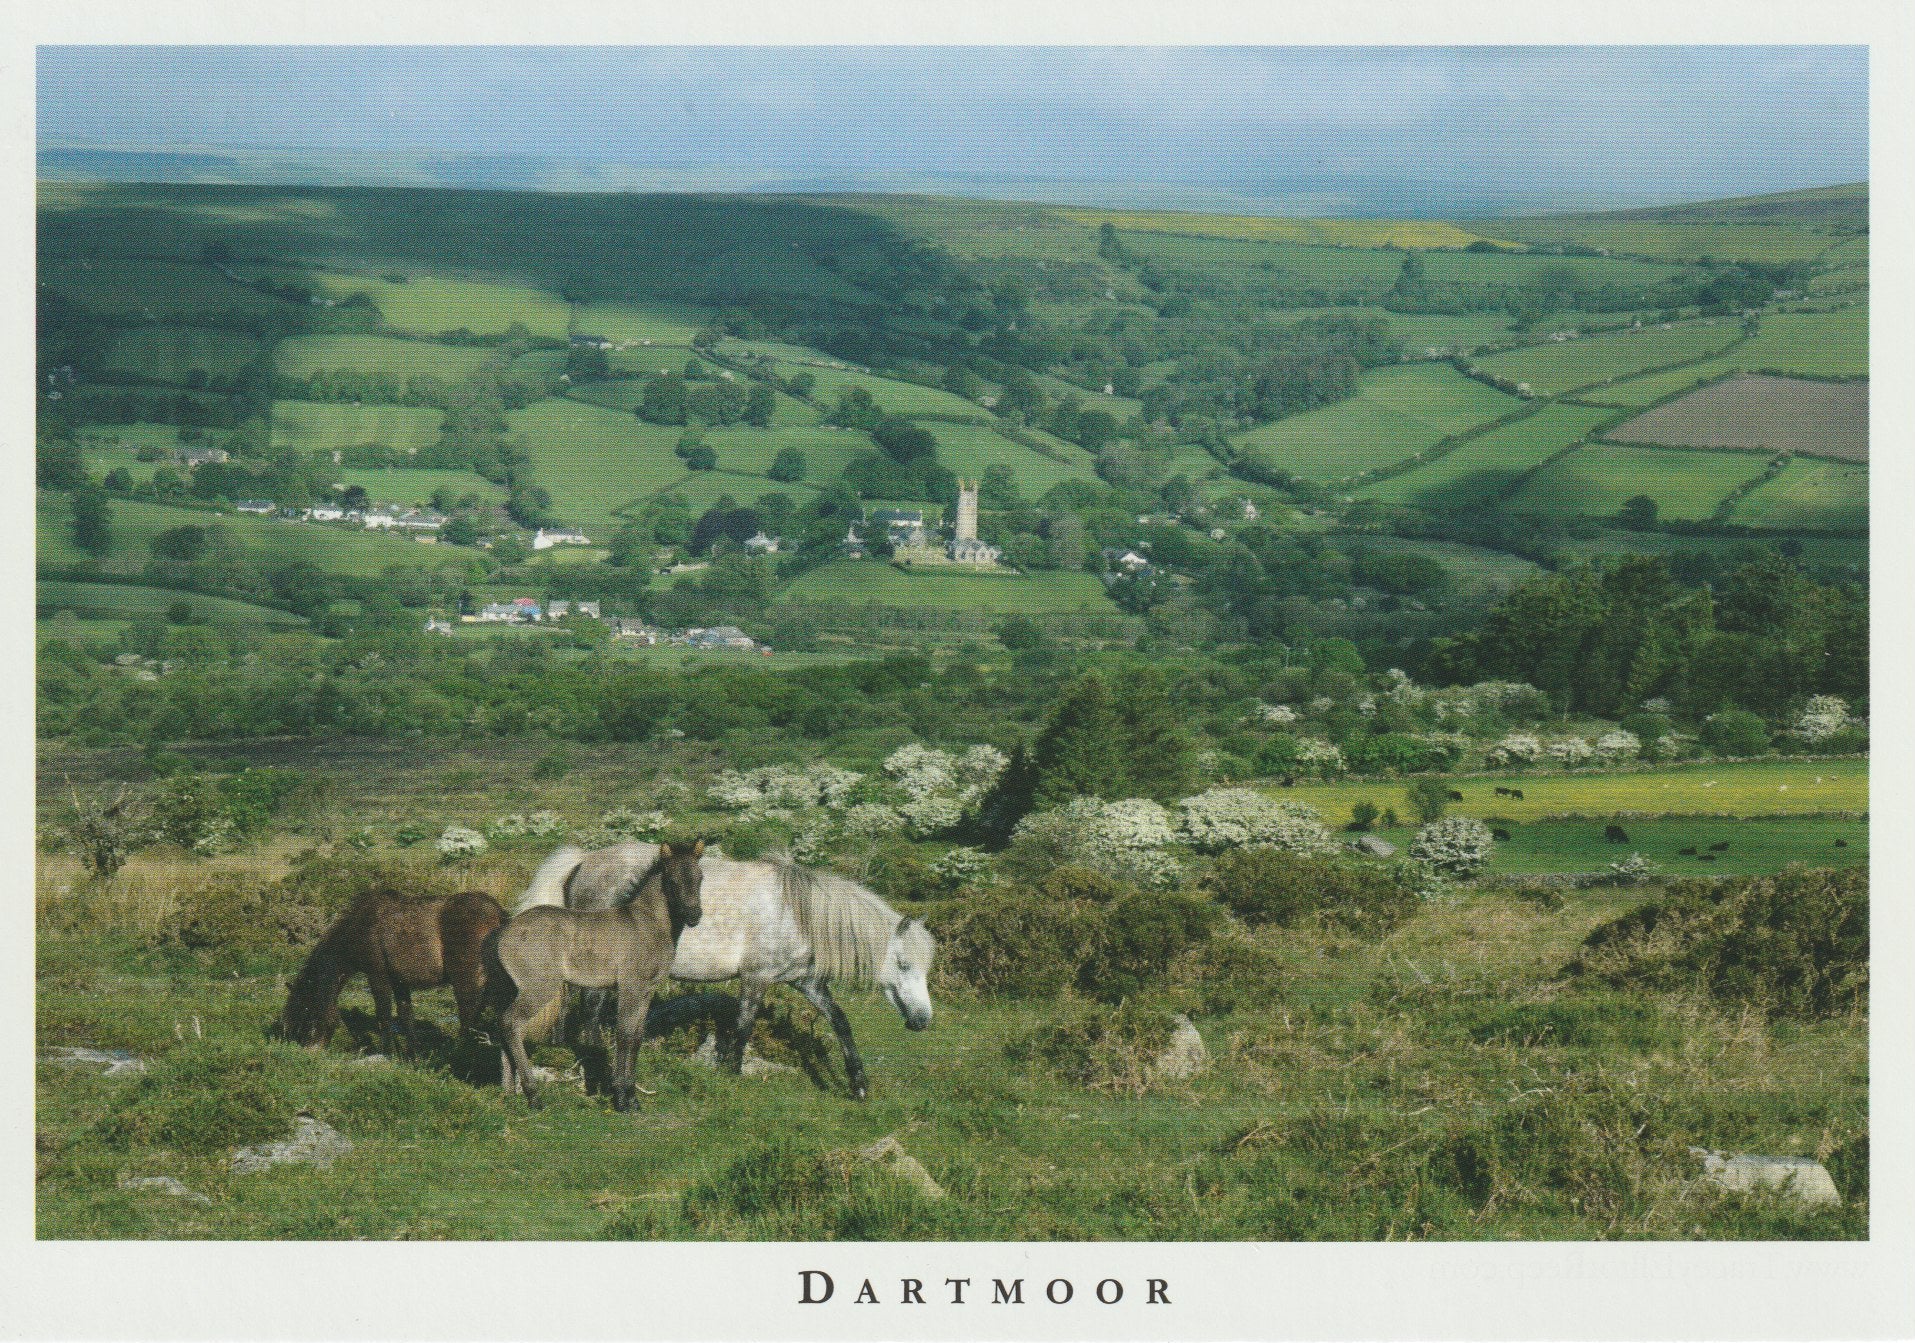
[533,527,591,550]
[235,499,276,515]
[304,505,347,522]
[743,532,781,554]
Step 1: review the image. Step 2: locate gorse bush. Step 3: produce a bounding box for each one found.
[929,889,1102,999]
[1569,866,1867,1019]
[1080,890,1218,1003]
[1409,816,1496,878]
[1202,850,1419,936]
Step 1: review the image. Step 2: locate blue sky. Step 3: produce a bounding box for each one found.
[36,47,1868,214]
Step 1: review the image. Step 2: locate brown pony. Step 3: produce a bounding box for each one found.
[278,889,504,1054]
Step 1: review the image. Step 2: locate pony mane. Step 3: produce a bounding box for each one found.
[774,858,908,986]
[514,845,585,913]
[610,848,670,909]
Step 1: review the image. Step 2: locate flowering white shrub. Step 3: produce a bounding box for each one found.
[1295,739,1346,774]
[1640,697,1673,715]
[900,794,964,838]
[1308,696,1336,714]
[436,826,488,861]
[1408,816,1495,878]
[788,827,829,865]
[487,814,529,839]
[1593,730,1641,762]
[931,846,991,884]
[1008,796,1183,887]
[1177,788,1335,855]
[840,803,906,839]
[526,810,563,837]
[708,764,865,811]
[883,744,955,799]
[1255,702,1300,725]
[955,744,1009,793]
[1605,852,1658,885]
[1794,695,1855,743]
[600,807,673,840]
[190,817,239,856]
[1485,732,1544,767]
[1546,737,1595,766]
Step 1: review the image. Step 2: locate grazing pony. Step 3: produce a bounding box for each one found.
[493,840,704,1111]
[516,841,936,1100]
[277,889,504,1054]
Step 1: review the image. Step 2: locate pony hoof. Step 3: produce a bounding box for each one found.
[852,1083,869,1101]
[524,1093,543,1111]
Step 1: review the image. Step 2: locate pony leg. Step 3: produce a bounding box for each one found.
[726,983,766,1072]
[610,984,657,1112]
[502,1000,544,1109]
[367,969,397,1055]
[798,977,869,1101]
[393,983,416,1057]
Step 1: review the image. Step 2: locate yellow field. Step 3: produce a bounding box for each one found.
[1260,758,1866,822]
[1052,206,1512,251]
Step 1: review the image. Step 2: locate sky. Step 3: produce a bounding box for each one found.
[36,46,1869,215]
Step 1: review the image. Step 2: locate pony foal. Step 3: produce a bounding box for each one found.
[493,840,704,1111]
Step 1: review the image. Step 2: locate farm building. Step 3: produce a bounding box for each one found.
[234,499,275,515]
[533,527,592,550]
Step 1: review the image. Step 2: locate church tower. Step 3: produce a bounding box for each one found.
[955,479,980,542]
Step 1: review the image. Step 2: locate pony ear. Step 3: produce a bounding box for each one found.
[660,842,677,858]
[691,838,705,857]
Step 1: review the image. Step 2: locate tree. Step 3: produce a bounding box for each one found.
[767,447,806,483]
[637,374,689,425]
[1404,778,1450,824]
[871,416,937,465]
[70,485,111,557]
[1617,494,1659,531]
[150,525,210,563]
[1700,709,1770,757]
[743,382,777,427]
[684,445,717,471]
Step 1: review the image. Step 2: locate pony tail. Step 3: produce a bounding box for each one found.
[515,845,585,913]
[522,991,566,1044]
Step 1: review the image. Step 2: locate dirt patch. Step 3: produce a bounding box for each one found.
[1608,375,1867,460]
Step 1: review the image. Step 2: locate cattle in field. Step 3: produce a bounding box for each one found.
[1605,824,1630,843]
[1709,841,1730,852]
[1491,828,1511,841]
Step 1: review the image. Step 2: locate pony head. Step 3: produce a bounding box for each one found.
[880,917,936,1031]
[275,966,342,1048]
[656,839,705,931]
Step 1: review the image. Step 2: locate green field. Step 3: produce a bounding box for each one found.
[329,468,507,508]
[1588,307,1869,405]
[273,335,498,382]
[1263,758,1867,825]
[919,422,1102,497]
[1475,323,1741,396]
[1726,459,1868,531]
[1483,816,1866,876]
[780,561,1118,614]
[36,580,308,631]
[1235,363,1518,481]
[510,399,687,533]
[38,494,466,577]
[1346,535,1544,596]
[244,267,571,340]
[573,301,711,346]
[768,361,988,420]
[99,326,262,385]
[1507,444,1768,520]
[1358,403,1617,508]
[39,259,293,320]
[271,401,446,454]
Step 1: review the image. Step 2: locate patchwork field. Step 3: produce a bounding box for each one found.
[99,327,263,385]
[1475,322,1741,396]
[270,401,446,455]
[1607,375,1867,460]
[572,301,711,347]
[779,561,1118,614]
[920,422,1103,497]
[1726,459,1868,531]
[1587,307,1870,406]
[1358,403,1617,509]
[1052,206,1504,250]
[1507,444,1768,521]
[1235,363,1518,481]
[769,361,987,420]
[273,335,498,382]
